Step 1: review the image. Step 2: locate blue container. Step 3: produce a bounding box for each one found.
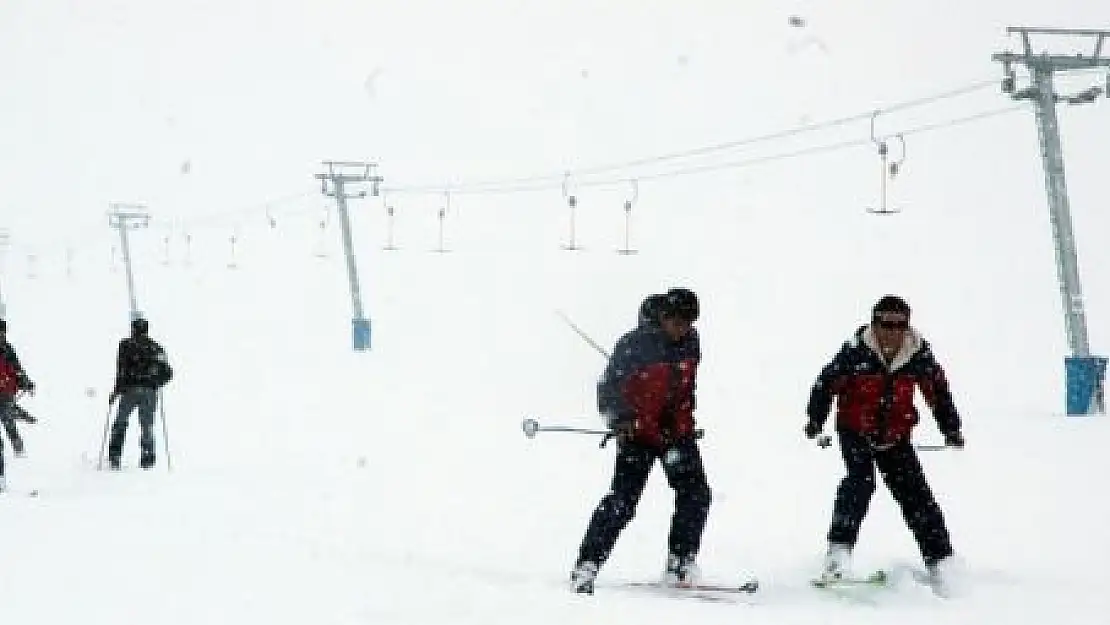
[352,317,371,351]
[1065,356,1107,415]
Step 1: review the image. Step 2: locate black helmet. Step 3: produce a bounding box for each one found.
[638,293,668,325]
[663,288,699,322]
[131,317,149,335]
[872,295,911,320]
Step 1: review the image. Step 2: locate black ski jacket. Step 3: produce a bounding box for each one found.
[113,336,173,393]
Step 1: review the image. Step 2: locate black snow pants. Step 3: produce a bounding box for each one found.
[1,405,25,455]
[107,387,158,466]
[0,398,9,477]
[0,395,23,475]
[576,438,712,568]
[827,429,954,565]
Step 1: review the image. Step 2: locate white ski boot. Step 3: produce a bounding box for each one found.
[820,542,852,582]
[663,553,701,587]
[924,554,963,597]
[569,561,598,595]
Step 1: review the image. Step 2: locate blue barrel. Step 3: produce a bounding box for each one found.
[1065,356,1107,415]
[352,317,371,351]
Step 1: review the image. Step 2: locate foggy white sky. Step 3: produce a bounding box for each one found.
[0,0,1107,251]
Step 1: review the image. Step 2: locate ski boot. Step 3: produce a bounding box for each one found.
[924,554,960,597]
[569,560,598,595]
[663,553,700,587]
[820,542,852,582]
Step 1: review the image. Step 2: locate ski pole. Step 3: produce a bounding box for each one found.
[523,418,705,449]
[522,417,626,449]
[815,434,952,452]
[159,391,172,472]
[913,444,950,452]
[555,310,610,359]
[522,418,611,439]
[97,397,116,471]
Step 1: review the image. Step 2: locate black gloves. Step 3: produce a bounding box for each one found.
[944,430,965,448]
[17,377,34,394]
[598,411,636,448]
[613,420,636,442]
[604,411,636,442]
[804,420,823,440]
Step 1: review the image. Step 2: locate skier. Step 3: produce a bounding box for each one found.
[107,317,173,470]
[804,295,964,585]
[0,318,35,491]
[570,288,711,594]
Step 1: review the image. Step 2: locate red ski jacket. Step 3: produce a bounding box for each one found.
[0,341,30,398]
[806,325,961,447]
[598,321,700,448]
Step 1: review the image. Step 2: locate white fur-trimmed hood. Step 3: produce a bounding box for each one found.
[857,325,924,372]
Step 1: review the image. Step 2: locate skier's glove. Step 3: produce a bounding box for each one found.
[17,377,34,394]
[614,420,636,442]
[604,410,626,429]
[943,430,965,449]
[804,420,823,440]
[603,410,636,441]
[598,412,636,448]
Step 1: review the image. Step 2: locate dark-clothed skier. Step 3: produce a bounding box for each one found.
[107,317,173,470]
[0,318,35,490]
[805,295,964,584]
[570,288,711,594]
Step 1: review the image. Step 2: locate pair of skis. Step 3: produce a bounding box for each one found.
[809,569,888,588]
[610,579,760,603]
[621,571,887,592]
[609,570,891,601]
[623,579,760,594]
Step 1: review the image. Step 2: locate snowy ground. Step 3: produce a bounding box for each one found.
[2,191,1109,625]
[3,2,1110,623]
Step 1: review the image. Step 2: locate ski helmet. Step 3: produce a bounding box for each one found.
[872,295,910,320]
[639,293,668,325]
[663,288,699,322]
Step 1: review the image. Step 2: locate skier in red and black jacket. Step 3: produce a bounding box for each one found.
[570,288,711,594]
[0,318,35,490]
[805,295,964,586]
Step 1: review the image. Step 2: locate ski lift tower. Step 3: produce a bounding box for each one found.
[108,204,151,322]
[316,161,382,351]
[993,27,1109,415]
[0,228,10,318]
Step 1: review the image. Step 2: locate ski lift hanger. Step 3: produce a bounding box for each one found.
[562,172,577,208]
[623,179,639,212]
[867,110,907,215]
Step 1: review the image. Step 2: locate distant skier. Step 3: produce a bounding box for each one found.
[107,317,173,470]
[804,295,964,585]
[0,318,35,491]
[570,288,710,594]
